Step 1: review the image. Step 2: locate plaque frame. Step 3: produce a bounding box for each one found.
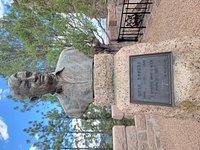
[129,52,174,107]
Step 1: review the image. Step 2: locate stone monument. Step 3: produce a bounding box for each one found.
[8,47,93,117]
[94,36,200,121]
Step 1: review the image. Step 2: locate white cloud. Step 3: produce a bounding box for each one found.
[2,0,13,4]
[29,134,39,150]
[0,0,13,18]
[34,134,39,140]
[0,0,4,18]
[29,145,37,150]
[0,117,9,141]
[0,89,9,100]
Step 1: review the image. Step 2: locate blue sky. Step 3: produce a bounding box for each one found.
[0,77,61,150]
[0,0,11,17]
[0,78,43,150]
[0,1,54,150]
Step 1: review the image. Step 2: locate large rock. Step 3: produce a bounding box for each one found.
[114,36,200,121]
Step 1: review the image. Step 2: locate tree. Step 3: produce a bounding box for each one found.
[22,104,134,149]
[23,108,74,149]
[0,0,107,77]
[15,0,107,19]
[0,4,62,77]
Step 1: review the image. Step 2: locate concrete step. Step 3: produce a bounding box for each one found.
[112,105,135,120]
[112,105,124,119]
[126,126,137,150]
[145,114,163,150]
[113,125,138,150]
[145,114,157,150]
[112,114,162,150]
[134,114,149,150]
[135,114,147,131]
[113,125,127,150]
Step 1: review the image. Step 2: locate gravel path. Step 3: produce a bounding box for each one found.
[142,0,200,43]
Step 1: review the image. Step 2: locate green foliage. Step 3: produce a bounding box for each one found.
[75,104,134,148]
[0,0,106,77]
[23,104,134,149]
[24,108,72,149]
[18,0,107,18]
[8,93,59,113]
[82,104,135,130]
[0,5,61,77]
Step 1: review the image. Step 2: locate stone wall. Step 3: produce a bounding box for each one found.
[107,0,123,42]
[106,0,142,49]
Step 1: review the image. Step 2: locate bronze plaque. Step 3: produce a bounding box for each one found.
[130,52,173,106]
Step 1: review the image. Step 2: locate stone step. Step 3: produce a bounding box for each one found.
[112,105,124,119]
[133,114,163,150]
[113,114,162,150]
[145,114,156,150]
[112,105,135,120]
[113,125,138,150]
[134,114,149,150]
[112,114,162,150]
[126,126,137,150]
[135,114,147,131]
[113,125,128,150]
[145,114,163,150]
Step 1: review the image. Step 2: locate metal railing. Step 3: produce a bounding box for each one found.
[118,0,152,42]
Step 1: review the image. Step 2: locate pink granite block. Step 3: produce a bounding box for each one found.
[112,105,124,119]
[113,126,127,150]
[135,114,147,131]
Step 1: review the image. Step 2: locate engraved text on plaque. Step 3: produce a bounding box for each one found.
[130,52,173,106]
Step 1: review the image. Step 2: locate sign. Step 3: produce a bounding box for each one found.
[130,52,173,106]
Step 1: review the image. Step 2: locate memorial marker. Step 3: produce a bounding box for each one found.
[130,52,174,106]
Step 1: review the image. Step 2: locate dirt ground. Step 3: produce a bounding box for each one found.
[142,0,200,43]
